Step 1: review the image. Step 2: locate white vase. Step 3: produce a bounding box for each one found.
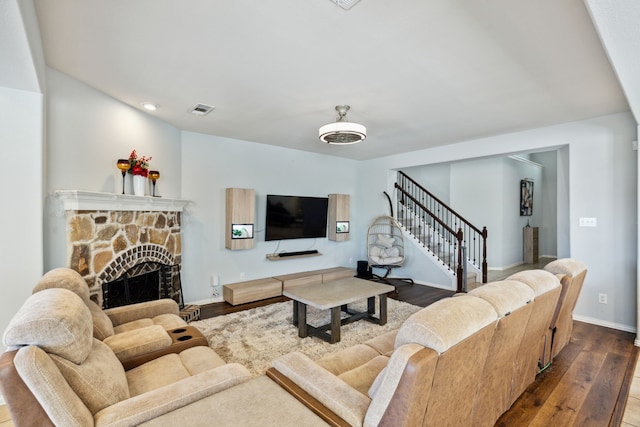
[132,175,146,196]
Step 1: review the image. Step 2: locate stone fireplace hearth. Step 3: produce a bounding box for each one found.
[56,191,190,308]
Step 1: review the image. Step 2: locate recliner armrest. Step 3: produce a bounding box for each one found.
[94,363,251,427]
[273,352,370,427]
[103,325,172,363]
[104,299,180,326]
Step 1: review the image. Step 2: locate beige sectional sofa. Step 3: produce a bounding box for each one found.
[268,259,587,426]
[0,259,586,426]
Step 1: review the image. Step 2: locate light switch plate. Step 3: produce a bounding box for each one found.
[579,217,597,227]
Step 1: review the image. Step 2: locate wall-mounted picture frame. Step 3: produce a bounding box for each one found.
[231,224,254,239]
[336,221,350,234]
[520,179,533,216]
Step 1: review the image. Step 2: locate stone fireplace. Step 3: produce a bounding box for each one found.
[57,191,190,309]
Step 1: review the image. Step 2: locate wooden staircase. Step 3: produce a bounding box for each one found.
[394,171,488,292]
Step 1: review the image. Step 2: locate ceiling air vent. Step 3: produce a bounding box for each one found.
[330,0,362,10]
[190,103,215,116]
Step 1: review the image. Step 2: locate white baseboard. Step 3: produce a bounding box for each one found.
[573,314,637,334]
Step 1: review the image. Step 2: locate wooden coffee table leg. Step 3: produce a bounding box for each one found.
[367,296,375,314]
[297,302,308,338]
[379,294,388,325]
[292,300,298,327]
[330,306,341,343]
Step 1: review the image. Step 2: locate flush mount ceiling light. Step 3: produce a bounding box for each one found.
[141,102,158,111]
[319,105,366,145]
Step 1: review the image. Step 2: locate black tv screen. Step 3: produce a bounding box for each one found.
[265,195,328,241]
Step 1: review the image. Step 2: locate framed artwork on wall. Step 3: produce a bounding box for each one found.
[336,221,350,234]
[520,179,533,216]
[231,224,254,239]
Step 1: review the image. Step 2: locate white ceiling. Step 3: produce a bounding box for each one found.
[31,0,632,160]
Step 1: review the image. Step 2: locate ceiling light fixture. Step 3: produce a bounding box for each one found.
[141,102,158,111]
[319,105,366,145]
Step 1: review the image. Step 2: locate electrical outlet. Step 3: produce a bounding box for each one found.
[240,272,245,279]
[212,286,221,298]
[348,257,353,265]
[598,293,607,304]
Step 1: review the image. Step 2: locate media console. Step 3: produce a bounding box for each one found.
[222,267,355,305]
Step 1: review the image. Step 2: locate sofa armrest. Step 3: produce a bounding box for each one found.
[94,363,251,427]
[104,299,180,326]
[273,352,370,427]
[103,325,172,363]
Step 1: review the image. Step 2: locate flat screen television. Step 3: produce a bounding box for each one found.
[265,195,328,241]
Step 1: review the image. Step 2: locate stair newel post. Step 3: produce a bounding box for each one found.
[456,227,464,293]
[482,226,488,283]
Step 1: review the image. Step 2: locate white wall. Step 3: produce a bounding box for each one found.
[0,87,44,354]
[531,151,558,258]
[360,112,637,331]
[43,68,182,270]
[180,131,362,303]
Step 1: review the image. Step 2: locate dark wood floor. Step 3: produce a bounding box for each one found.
[203,279,637,427]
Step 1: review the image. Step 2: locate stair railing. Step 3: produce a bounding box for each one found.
[395,171,488,289]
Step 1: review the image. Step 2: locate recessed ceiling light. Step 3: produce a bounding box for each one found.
[141,102,158,111]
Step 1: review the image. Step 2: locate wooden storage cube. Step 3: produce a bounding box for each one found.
[320,267,355,282]
[274,272,323,290]
[225,188,255,250]
[328,194,350,242]
[223,278,282,305]
[523,227,539,264]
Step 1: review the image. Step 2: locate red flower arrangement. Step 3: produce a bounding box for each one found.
[128,150,152,177]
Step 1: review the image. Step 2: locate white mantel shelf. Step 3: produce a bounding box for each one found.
[55,190,191,212]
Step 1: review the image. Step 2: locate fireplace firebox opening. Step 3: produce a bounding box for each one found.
[102,261,183,309]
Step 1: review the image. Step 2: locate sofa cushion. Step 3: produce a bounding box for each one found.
[152,313,190,330]
[51,339,130,414]
[87,300,115,340]
[507,269,560,296]
[364,330,397,356]
[103,325,172,362]
[179,346,226,375]
[468,280,534,317]
[32,268,91,304]
[126,353,192,397]
[395,295,497,353]
[3,288,93,364]
[375,234,395,248]
[113,318,155,334]
[543,258,587,277]
[338,355,389,396]
[316,344,381,376]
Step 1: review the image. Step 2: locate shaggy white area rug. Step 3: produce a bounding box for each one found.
[190,298,422,376]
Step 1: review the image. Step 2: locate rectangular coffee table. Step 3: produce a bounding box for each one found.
[283,277,395,343]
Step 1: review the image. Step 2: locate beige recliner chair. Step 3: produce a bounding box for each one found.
[543,258,588,358]
[32,268,202,368]
[0,287,250,426]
